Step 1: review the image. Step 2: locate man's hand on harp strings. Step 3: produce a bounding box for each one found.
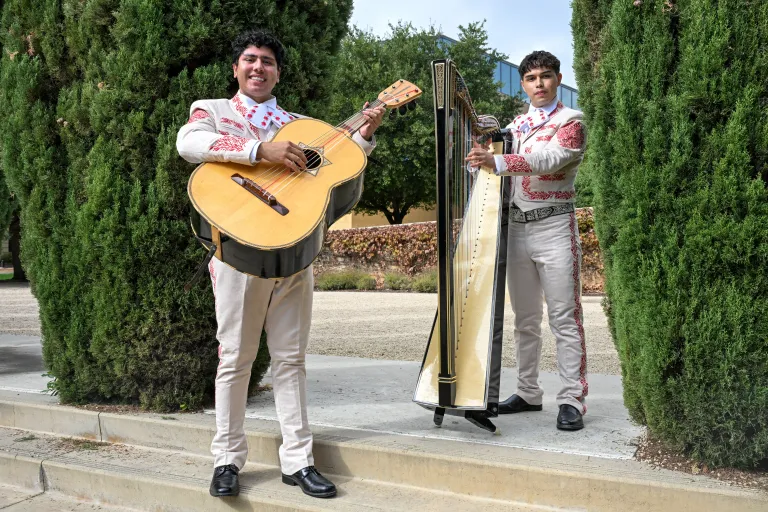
[465,142,496,171]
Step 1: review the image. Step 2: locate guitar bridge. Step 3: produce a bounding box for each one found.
[231,174,289,216]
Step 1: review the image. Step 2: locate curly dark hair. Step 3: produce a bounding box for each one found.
[519,51,560,77]
[231,29,286,70]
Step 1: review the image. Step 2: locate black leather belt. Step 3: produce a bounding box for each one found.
[511,203,574,223]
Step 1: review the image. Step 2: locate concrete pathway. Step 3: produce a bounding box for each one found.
[0,331,641,460]
[242,354,641,460]
[0,283,639,462]
[0,334,47,395]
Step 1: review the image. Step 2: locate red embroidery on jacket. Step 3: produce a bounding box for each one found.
[210,135,248,152]
[231,95,248,118]
[503,154,533,173]
[544,124,559,130]
[218,131,231,136]
[188,109,210,123]
[524,147,532,154]
[569,213,588,408]
[557,121,585,150]
[522,176,575,200]
[536,135,553,142]
[221,118,245,130]
[539,172,567,181]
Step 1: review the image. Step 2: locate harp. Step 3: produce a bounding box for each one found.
[413,59,508,433]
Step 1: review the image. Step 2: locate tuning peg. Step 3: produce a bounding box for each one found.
[389,109,397,120]
[399,105,407,115]
[407,101,417,111]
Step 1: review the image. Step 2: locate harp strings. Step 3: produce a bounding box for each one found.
[449,74,484,346]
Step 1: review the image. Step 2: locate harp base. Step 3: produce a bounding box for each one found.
[465,410,499,435]
[430,404,500,434]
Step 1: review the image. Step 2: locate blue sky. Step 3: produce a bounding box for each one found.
[350,0,578,89]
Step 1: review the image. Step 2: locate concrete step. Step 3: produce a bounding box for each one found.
[0,427,540,512]
[0,483,136,511]
[1,395,766,511]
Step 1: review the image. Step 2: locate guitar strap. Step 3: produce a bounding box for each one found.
[183,232,228,292]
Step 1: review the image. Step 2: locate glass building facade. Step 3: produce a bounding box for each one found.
[439,35,579,109]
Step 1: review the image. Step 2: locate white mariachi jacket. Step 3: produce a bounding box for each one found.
[176,92,375,165]
[493,102,586,207]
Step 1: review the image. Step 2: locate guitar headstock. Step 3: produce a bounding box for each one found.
[377,79,422,119]
[378,79,422,109]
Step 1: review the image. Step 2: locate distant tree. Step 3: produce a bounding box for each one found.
[324,21,524,224]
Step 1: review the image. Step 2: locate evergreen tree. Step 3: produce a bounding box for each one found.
[0,0,352,410]
[573,0,768,468]
[0,6,12,266]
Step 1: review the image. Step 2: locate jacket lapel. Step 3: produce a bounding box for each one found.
[521,102,565,145]
[229,95,261,140]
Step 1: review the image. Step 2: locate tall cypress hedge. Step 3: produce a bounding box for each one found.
[573,0,768,467]
[0,0,352,410]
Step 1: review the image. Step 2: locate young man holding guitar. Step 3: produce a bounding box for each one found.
[177,29,385,499]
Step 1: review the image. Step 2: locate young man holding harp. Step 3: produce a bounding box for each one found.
[466,51,588,431]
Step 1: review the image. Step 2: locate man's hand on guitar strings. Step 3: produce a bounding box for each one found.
[465,143,495,170]
[359,102,386,141]
[257,141,308,172]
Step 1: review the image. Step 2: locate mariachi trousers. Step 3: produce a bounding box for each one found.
[208,258,314,474]
[506,209,588,413]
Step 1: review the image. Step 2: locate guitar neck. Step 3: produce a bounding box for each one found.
[336,99,385,136]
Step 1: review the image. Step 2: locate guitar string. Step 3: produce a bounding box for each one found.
[254,85,411,185]
[270,86,419,195]
[253,86,411,190]
[254,99,385,188]
[266,87,419,196]
[258,86,414,191]
[256,97,388,187]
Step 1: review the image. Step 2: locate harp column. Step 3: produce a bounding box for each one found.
[433,60,457,407]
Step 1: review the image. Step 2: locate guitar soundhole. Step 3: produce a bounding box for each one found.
[303,148,323,170]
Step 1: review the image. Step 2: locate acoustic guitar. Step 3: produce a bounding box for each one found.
[187,80,422,280]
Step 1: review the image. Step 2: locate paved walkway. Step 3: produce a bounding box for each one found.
[0,282,640,461]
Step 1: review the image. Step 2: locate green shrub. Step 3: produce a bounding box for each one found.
[316,270,368,291]
[0,1,353,411]
[411,269,437,293]
[573,0,768,468]
[355,275,377,290]
[384,272,411,290]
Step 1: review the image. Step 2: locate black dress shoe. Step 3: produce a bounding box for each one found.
[210,464,239,497]
[282,466,337,498]
[557,404,584,431]
[498,394,543,414]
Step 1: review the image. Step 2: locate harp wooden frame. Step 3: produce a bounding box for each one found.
[413,60,507,411]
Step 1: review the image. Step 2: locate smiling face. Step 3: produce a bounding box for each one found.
[521,67,562,108]
[233,45,280,103]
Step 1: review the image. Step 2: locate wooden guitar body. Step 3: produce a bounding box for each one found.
[188,118,367,279]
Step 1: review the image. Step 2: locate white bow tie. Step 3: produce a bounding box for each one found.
[246,102,289,130]
[236,93,294,130]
